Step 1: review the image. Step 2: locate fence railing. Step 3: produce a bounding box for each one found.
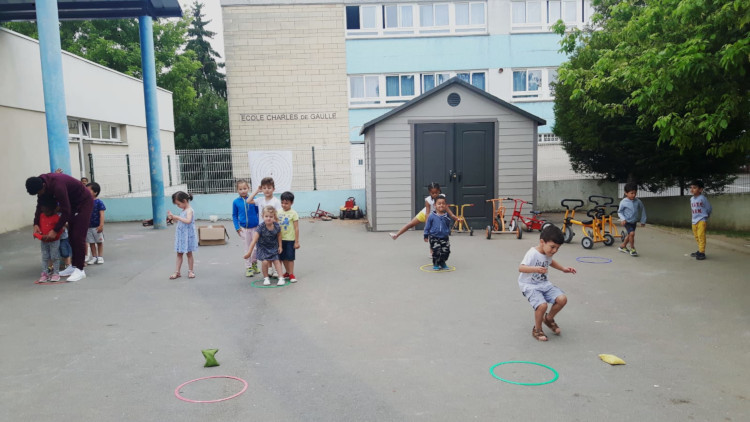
[90,145,365,198]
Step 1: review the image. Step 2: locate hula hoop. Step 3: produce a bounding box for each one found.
[419,264,456,273]
[174,375,248,403]
[489,361,559,386]
[250,278,289,288]
[34,279,68,285]
[576,256,612,264]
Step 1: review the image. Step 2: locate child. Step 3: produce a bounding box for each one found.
[278,191,300,282]
[35,196,62,282]
[86,182,106,264]
[248,177,281,276]
[80,177,89,186]
[518,225,576,342]
[167,191,198,279]
[390,182,450,240]
[617,182,647,256]
[243,205,285,286]
[689,180,712,260]
[423,195,452,270]
[232,179,259,276]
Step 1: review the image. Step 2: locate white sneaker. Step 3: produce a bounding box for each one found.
[67,268,86,282]
[87,256,98,265]
[269,268,277,278]
[96,257,104,264]
[277,278,286,286]
[59,265,75,277]
[262,277,271,286]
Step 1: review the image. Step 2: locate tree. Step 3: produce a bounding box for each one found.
[552,0,748,192]
[186,1,226,98]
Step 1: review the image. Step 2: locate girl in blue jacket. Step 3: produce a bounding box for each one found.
[232,179,259,276]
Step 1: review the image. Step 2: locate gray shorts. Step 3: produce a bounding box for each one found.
[522,284,565,310]
[86,227,104,243]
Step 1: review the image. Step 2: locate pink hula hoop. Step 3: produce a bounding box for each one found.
[174,375,248,403]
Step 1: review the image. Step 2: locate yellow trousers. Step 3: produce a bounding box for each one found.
[692,220,707,253]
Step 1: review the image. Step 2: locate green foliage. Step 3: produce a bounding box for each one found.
[186,1,227,98]
[553,0,748,192]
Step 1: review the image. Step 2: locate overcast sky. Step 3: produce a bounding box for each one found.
[178,0,226,62]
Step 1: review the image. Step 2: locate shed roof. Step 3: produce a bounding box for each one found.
[360,77,546,135]
[0,0,182,21]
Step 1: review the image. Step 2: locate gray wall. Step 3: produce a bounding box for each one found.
[537,180,618,212]
[366,85,537,231]
[641,194,750,231]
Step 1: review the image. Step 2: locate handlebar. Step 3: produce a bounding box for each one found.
[561,199,585,210]
[588,195,614,206]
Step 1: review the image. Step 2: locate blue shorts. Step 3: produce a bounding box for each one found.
[624,222,637,234]
[280,240,296,261]
[522,284,565,310]
[59,238,71,258]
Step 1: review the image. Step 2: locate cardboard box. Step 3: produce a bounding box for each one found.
[198,225,229,246]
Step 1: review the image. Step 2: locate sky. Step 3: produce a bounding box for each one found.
[178,0,226,62]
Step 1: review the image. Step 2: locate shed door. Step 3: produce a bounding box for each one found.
[414,123,494,229]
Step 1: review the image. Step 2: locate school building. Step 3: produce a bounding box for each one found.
[221,0,595,228]
[0,28,177,234]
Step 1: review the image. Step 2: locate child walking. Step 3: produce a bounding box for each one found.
[86,182,106,264]
[167,191,198,279]
[35,196,62,282]
[423,195,452,270]
[278,191,300,283]
[617,182,647,256]
[518,225,576,342]
[243,206,285,286]
[232,179,260,276]
[689,180,712,260]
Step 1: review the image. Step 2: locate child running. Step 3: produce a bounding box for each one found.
[35,196,62,282]
[86,182,106,264]
[423,195,452,270]
[244,205,285,286]
[390,182,449,240]
[689,180,712,260]
[278,191,300,283]
[232,179,259,276]
[617,182,647,256]
[167,191,198,279]
[518,225,576,342]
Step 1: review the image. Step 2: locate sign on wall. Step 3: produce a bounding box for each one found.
[247,151,293,192]
[239,112,337,122]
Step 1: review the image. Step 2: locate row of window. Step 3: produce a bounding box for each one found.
[349,71,487,106]
[348,68,556,106]
[68,118,120,141]
[345,1,593,37]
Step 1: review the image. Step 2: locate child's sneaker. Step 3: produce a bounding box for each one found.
[432,265,440,271]
[690,251,699,257]
[37,272,49,282]
[289,274,297,283]
[696,252,706,260]
[277,277,286,286]
[86,256,98,265]
[96,257,104,264]
[245,267,254,277]
[283,272,289,280]
[262,277,271,286]
[59,265,75,277]
[50,274,61,282]
[629,249,638,256]
[618,246,630,253]
[251,263,260,274]
[440,264,450,270]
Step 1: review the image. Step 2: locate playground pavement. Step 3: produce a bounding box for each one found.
[0,218,748,422]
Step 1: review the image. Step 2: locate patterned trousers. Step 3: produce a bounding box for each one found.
[429,236,451,267]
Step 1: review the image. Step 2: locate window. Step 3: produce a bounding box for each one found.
[419,3,450,33]
[512,68,557,100]
[78,120,122,141]
[350,71,487,106]
[512,0,591,31]
[346,5,379,34]
[386,75,415,101]
[346,2,487,37]
[350,75,381,105]
[68,119,79,135]
[422,72,450,92]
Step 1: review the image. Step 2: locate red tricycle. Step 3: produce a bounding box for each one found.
[506,197,552,232]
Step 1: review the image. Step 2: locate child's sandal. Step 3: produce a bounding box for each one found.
[544,314,561,335]
[169,272,181,280]
[188,270,195,279]
[532,326,548,342]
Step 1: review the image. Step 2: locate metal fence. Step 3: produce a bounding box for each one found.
[537,141,597,181]
[90,145,365,198]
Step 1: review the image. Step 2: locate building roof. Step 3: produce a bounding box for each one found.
[360,77,546,135]
[0,0,182,22]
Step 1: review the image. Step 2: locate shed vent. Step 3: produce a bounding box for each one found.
[447,93,461,107]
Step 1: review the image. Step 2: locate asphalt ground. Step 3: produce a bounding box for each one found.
[1,218,748,422]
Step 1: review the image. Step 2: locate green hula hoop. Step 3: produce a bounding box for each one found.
[489,361,559,386]
[250,278,289,289]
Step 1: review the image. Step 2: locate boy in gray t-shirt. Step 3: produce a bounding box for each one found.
[518,225,577,342]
